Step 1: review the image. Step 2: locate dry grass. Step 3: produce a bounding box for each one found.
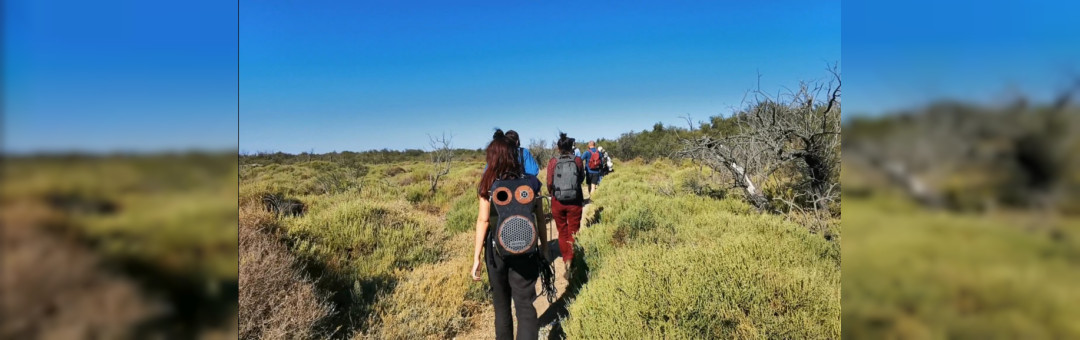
[2,153,238,338]
[364,233,489,339]
[239,205,334,340]
[1,201,163,339]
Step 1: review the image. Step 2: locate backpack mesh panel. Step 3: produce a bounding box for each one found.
[498,215,536,254]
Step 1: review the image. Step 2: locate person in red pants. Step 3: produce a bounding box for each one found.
[545,133,585,279]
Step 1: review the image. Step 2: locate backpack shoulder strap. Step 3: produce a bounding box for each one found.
[518,148,526,175]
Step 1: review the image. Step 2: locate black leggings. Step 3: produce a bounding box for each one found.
[485,241,540,340]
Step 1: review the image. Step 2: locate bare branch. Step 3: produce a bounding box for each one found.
[427,132,454,194]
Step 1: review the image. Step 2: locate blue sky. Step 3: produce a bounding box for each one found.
[241,1,841,152]
[3,0,237,154]
[11,1,1071,153]
[845,0,1080,116]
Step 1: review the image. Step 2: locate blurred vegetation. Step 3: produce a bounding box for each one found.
[1,151,238,338]
[842,98,1080,338]
[843,100,1080,214]
[842,196,1080,338]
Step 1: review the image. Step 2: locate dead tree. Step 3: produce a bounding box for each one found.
[679,135,772,210]
[428,132,454,194]
[843,81,1079,211]
[680,65,842,211]
[738,67,841,210]
[528,138,555,167]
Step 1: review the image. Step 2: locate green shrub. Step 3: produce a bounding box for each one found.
[564,243,840,339]
[287,197,443,281]
[240,161,358,199]
[674,167,726,199]
[446,194,478,234]
[405,185,428,204]
[842,197,1080,339]
[366,234,489,339]
[611,203,675,246]
[564,157,840,339]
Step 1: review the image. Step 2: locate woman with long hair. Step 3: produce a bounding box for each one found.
[546,133,585,279]
[471,129,549,340]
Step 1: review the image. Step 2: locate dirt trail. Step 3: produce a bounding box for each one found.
[457,196,591,340]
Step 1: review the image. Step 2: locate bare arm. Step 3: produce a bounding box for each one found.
[471,196,491,280]
[534,199,549,250]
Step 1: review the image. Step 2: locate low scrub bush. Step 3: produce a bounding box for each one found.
[366,234,489,339]
[240,161,358,199]
[563,242,840,339]
[611,203,675,246]
[445,194,479,234]
[286,197,444,281]
[405,184,429,204]
[564,159,840,338]
[239,215,333,340]
[674,167,726,199]
[843,197,1080,338]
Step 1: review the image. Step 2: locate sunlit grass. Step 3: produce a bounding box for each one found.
[842,195,1080,338]
[563,159,840,338]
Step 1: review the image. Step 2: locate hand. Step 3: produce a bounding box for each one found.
[471,258,483,281]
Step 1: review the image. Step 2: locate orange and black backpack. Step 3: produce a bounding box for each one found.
[489,177,540,258]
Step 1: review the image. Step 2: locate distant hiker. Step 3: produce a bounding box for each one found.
[596,145,613,183]
[574,147,582,159]
[471,129,550,340]
[505,130,540,176]
[582,141,604,196]
[546,132,585,280]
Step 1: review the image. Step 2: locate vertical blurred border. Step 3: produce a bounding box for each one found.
[842,1,1080,338]
[1,0,238,338]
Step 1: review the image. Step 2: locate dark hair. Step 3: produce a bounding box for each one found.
[505,130,521,148]
[478,129,522,199]
[556,132,576,154]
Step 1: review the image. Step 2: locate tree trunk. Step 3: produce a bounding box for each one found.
[728,161,771,211]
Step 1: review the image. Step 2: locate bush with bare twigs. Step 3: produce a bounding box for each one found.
[680,66,841,213]
[239,207,333,340]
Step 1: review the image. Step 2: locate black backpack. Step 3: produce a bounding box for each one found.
[552,154,582,202]
[490,177,540,258]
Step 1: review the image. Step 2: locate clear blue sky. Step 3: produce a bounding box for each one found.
[7,1,1076,154]
[3,0,237,154]
[845,0,1080,116]
[240,1,840,152]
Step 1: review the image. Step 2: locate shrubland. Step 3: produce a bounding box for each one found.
[841,98,1080,338]
[239,150,842,339]
[563,159,840,339]
[2,152,238,338]
[239,159,491,339]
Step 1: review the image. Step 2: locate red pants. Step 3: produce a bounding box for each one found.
[551,199,583,264]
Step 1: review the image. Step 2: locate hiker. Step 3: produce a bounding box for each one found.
[471,129,550,340]
[581,141,604,196]
[482,129,540,176]
[596,145,613,184]
[546,133,585,279]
